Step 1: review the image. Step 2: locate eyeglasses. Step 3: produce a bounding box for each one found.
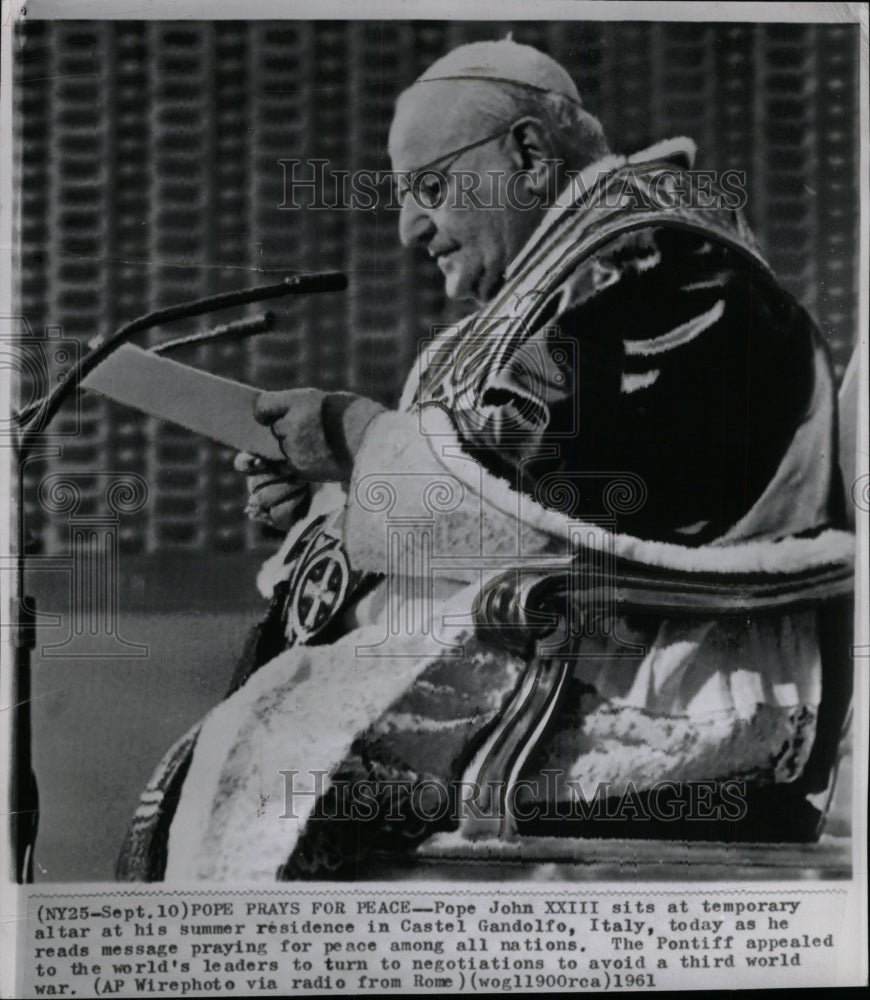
[395,123,515,209]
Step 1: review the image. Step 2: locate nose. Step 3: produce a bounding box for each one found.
[398,196,435,249]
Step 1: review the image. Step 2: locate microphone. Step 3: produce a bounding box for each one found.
[14,271,348,446]
[153,311,277,354]
[9,269,347,883]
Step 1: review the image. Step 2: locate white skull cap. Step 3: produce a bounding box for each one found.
[414,39,582,105]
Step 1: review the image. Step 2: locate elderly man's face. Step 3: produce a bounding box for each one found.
[388,85,546,304]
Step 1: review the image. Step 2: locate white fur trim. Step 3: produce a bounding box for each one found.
[343,404,853,581]
[413,405,853,577]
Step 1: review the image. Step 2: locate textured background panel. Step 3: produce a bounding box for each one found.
[14,20,860,557]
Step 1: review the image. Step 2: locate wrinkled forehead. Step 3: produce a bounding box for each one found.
[388,81,498,172]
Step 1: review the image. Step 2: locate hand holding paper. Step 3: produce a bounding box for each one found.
[81,343,386,483]
[254,387,385,482]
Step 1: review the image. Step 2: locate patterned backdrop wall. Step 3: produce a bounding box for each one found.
[14,20,860,556]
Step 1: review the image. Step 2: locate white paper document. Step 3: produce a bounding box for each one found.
[82,345,286,462]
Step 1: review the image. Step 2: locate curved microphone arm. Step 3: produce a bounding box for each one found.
[10,271,346,883]
[14,271,347,460]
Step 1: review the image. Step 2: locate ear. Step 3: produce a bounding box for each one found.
[507,117,559,197]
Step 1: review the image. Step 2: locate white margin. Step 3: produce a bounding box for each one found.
[0,0,20,996]
[14,0,870,23]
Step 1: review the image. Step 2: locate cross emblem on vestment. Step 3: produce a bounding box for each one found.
[283,531,352,645]
[297,555,346,632]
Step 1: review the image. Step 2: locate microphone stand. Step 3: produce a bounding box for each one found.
[10,271,347,882]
